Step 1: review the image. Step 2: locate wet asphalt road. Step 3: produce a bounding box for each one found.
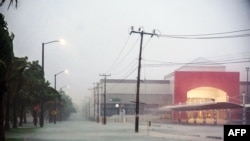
[6,120,224,141]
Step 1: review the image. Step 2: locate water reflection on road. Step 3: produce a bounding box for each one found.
[6,119,223,141]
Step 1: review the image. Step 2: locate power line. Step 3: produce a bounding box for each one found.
[144,57,250,63]
[203,51,250,61]
[111,59,137,76]
[120,65,138,80]
[142,58,250,67]
[159,28,250,39]
[106,66,138,92]
[111,36,153,76]
[106,35,155,92]
[111,36,154,76]
[142,36,153,50]
[106,57,250,91]
[159,28,250,37]
[105,35,131,74]
[142,51,250,67]
[160,33,250,39]
[107,37,140,74]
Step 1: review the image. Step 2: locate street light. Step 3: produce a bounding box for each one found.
[115,104,119,122]
[40,39,64,128]
[55,70,68,90]
[54,70,68,124]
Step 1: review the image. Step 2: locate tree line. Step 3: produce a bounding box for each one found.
[0,1,76,140]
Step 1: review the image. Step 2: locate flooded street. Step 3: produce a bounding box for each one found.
[6,119,223,141]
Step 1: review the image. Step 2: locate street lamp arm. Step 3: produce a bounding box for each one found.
[55,71,65,76]
[43,40,60,45]
[55,70,67,91]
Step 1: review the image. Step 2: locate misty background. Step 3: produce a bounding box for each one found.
[1,0,249,113]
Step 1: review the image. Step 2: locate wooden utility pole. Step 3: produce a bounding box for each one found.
[99,74,111,125]
[243,67,250,124]
[94,83,102,123]
[129,26,158,133]
[93,83,96,119]
[87,88,93,119]
[246,67,249,99]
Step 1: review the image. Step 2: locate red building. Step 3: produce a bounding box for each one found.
[174,71,240,104]
[160,58,245,124]
[173,71,242,124]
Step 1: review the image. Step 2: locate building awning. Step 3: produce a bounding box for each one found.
[159,102,243,111]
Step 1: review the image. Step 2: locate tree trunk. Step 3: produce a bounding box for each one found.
[49,108,53,123]
[4,96,10,130]
[12,98,17,128]
[0,93,5,141]
[0,80,7,141]
[23,106,27,124]
[33,110,37,126]
[18,103,23,126]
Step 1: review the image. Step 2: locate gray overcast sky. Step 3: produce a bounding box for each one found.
[1,0,250,106]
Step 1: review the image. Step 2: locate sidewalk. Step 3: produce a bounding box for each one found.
[138,122,223,141]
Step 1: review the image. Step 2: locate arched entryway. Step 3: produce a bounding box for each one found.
[187,87,227,103]
[186,87,228,124]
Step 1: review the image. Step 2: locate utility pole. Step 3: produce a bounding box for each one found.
[129,26,158,133]
[244,67,249,125]
[246,67,249,100]
[87,88,93,119]
[99,74,111,125]
[99,84,103,123]
[93,83,96,119]
[94,83,102,123]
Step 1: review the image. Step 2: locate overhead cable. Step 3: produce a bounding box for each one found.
[160,33,250,39]
[160,28,250,37]
[159,28,250,39]
[105,35,131,74]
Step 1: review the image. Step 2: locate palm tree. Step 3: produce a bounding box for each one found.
[5,57,27,128]
[4,57,27,129]
[0,0,17,9]
[0,13,14,141]
[22,61,43,126]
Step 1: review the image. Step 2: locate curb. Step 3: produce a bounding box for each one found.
[206,136,223,140]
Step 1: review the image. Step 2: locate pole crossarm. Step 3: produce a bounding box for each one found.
[130,30,158,37]
[129,26,159,133]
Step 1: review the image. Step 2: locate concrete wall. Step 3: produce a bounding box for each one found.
[96,79,172,117]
